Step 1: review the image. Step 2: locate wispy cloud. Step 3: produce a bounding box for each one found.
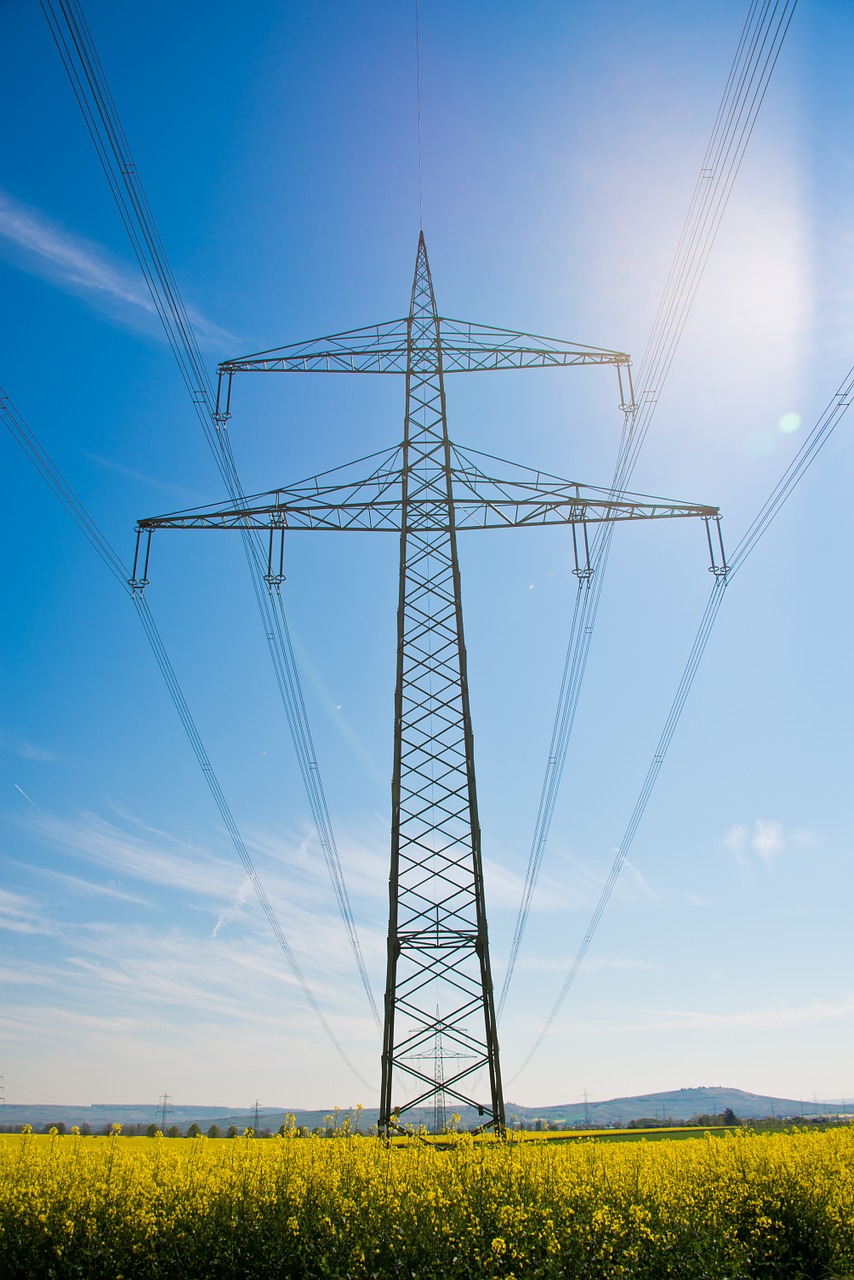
[211,876,253,940]
[0,913,379,1067]
[724,819,814,874]
[0,188,235,348]
[514,953,656,975]
[0,733,58,764]
[633,996,854,1034]
[684,892,713,908]
[17,862,150,906]
[547,995,854,1040]
[23,806,387,994]
[0,888,55,937]
[752,820,784,866]
[486,847,659,918]
[4,813,388,1106]
[84,452,208,504]
[32,809,242,904]
[622,858,657,899]
[0,830,381,1103]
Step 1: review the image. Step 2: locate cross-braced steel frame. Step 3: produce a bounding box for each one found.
[136,233,723,1136]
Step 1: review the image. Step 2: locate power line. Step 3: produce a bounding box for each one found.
[613,0,798,498]
[509,575,727,1081]
[727,362,854,574]
[39,0,380,1033]
[415,0,424,228]
[0,383,372,1090]
[499,0,797,1016]
[511,350,854,1078]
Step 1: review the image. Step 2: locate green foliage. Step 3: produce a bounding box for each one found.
[686,1109,741,1129]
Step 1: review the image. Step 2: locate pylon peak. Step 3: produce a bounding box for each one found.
[410,231,437,322]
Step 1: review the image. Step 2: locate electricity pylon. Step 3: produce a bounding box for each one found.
[136,233,722,1136]
[432,1009,447,1136]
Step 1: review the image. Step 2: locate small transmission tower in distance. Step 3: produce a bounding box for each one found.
[432,1009,447,1136]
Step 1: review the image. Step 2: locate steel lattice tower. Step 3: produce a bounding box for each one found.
[383,236,503,1132]
[136,232,723,1136]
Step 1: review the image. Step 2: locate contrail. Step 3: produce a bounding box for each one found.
[13,783,38,808]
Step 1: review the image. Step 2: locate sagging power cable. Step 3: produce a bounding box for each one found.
[0,382,372,1090]
[512,352,854,1078]
[510,575,727,1081]
[610,0,798,502]
[499,0,797,1017]
[39,0,380,1032]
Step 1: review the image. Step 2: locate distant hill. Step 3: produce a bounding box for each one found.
[1,1086,848,1134]
[506,1086,850,1128]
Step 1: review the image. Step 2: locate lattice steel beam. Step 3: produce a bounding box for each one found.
[217,320,630,377]
[137,455,718,535]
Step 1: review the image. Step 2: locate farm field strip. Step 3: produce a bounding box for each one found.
[2,1126,854,1277]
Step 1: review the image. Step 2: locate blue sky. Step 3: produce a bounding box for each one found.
[2,0,853,1113]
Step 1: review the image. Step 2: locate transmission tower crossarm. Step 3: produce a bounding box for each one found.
[137,476,718,535]
[436,318,630,373]
[220,320,412,375]
[218,321,630,379]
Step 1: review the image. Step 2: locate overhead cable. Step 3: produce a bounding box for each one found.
[511,351,854,1078]
[39,0,380,1032]
[0,383,372,1090]
[499,0,797,1016]
[509,575,728,1081]
[726,363,854,574]
[611,0,798,500]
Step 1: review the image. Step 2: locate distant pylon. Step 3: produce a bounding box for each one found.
[432,1007,447,1135]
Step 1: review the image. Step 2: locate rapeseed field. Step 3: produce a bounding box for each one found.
[1,1125,853,1278]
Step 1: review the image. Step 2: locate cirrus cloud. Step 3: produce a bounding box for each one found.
[0,187,235,348]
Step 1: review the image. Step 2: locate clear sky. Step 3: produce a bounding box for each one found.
[1,0,852,1113]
